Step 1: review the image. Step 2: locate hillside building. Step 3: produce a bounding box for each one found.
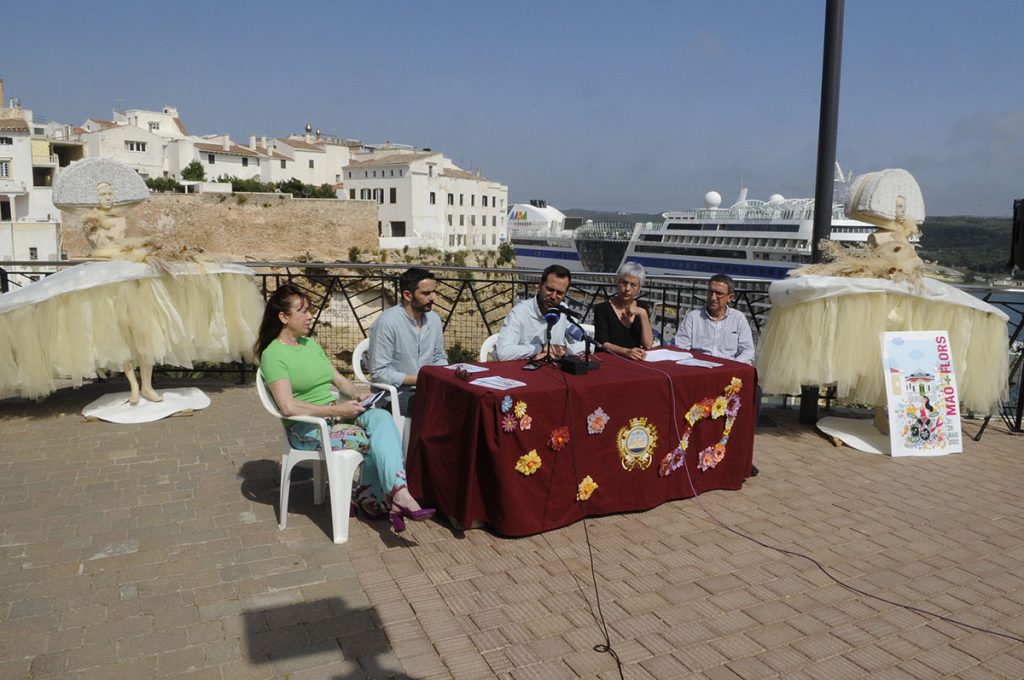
[0,80,83,271]
[344,148,508,250]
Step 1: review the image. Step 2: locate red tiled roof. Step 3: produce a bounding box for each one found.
[0,118,30,132]
[346,152,436,168]
[441,167,491,182]
[172,117,189,136]
[86,118,117,130]
[194,142,260,158]
[276,137,326,152]
[254,145,289,160]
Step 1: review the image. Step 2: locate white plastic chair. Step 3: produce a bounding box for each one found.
[479,333,499,362]
[256,367,362,544]
[352,338,409,453]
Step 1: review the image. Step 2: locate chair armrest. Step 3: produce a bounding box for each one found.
[369,382,403,424]
[285,414,335,452]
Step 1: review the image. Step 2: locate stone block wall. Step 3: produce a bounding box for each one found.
[60,193,379,261]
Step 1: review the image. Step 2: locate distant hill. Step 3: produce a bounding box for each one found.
[564,209,1013,277]
[918,216,1012,275]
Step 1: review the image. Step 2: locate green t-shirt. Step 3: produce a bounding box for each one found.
[260,337,335,406]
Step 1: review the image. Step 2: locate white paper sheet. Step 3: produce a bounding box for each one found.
[644,349,690,362]
[469,376,528,390]
[676,358,722,368]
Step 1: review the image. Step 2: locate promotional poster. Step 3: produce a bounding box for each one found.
[882,331,963,456]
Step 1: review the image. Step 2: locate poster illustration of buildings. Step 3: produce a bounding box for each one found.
[882,331,963,456]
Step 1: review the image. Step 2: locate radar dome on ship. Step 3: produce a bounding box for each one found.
[769,194,785,204]
[704,191,722,209]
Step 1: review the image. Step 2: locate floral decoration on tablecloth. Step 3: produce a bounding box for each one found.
[586,407,609,434]
[576,475,598,501]
[616,417,658,471]
[515,449,542,476]
[548,426,570,451]
[501,413,519,433]
[659,377,743,476]
[499,396,531,434]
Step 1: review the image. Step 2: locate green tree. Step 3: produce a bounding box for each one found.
[496,242,515,266]
[181,161,206,181]
[446,342,476,364]
[144,177,182,193]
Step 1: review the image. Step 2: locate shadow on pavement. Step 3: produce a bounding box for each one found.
[243,597,409,678]
[237,459,421,549]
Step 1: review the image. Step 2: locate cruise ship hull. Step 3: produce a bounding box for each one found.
[511,206,876,280]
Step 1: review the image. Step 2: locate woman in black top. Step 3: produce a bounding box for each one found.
[593,262,654,360]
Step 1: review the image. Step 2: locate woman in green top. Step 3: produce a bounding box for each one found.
[256,284,434,533]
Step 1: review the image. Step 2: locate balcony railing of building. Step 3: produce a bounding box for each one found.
[1,260,1022,432]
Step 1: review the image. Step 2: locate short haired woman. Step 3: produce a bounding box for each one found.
[592,262,654,360]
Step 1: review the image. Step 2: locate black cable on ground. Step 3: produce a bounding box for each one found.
[629,356,1024,646]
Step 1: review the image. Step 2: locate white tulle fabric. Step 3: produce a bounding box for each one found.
[0,261,264,400]
[756,275,1009,414]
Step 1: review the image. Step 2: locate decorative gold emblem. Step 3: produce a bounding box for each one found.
[616,417,657,471]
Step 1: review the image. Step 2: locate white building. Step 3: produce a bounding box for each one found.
[344,149,508,250]
[79,123,164,178]
[0,82,83,272]
[113,106,190,141]
[188,135,262,181]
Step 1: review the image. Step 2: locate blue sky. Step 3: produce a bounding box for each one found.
[4,0,1022,215]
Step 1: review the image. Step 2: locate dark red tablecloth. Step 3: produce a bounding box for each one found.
[407,350,756,536]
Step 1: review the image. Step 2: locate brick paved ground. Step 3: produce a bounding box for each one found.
[2,379,1023,679]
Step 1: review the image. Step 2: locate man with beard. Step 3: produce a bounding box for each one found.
[495,264,585,361]
[368,268,448,415]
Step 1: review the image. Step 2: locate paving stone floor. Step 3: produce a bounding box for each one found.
[1,378,1023,679]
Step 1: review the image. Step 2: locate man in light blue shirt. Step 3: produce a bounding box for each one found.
[495,264,586,361]
[673,274,755,365]
[675,273,759,476]
[368,268,448,415]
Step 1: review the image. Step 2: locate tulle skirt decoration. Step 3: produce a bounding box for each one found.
[756,275,1009,414]
[0,261,264,400]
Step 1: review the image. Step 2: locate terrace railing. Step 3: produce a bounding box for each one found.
[2,260,1022,432]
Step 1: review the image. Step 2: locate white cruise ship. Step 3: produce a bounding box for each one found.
[509,190,877,280]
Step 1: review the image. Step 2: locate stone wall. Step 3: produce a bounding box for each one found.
[60,193,379,261]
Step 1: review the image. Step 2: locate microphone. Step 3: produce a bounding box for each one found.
[566,323,603,350]
[555,304,581,320]
[543,309,561,327]
[561,322,601,374]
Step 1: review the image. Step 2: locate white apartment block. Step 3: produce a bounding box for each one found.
[79,124,164,178]
[113,106,190,141]
[0,83,84,271]
[344,150,508,251]
[185,134,262,181]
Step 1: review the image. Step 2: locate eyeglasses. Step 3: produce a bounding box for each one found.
[707,289,732,298]
[618,280,640,289]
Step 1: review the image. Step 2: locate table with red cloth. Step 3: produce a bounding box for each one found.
[406,349,756,537]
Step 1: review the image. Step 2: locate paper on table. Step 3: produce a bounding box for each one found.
[445,363,489,373]
[644,349,690,362]
[470,376,528,390]
[676,357,722,368]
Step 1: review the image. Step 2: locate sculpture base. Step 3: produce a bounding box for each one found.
[82,387,211,424]
[816,416,889,455]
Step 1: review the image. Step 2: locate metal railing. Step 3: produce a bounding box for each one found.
[2,260,1022,432]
